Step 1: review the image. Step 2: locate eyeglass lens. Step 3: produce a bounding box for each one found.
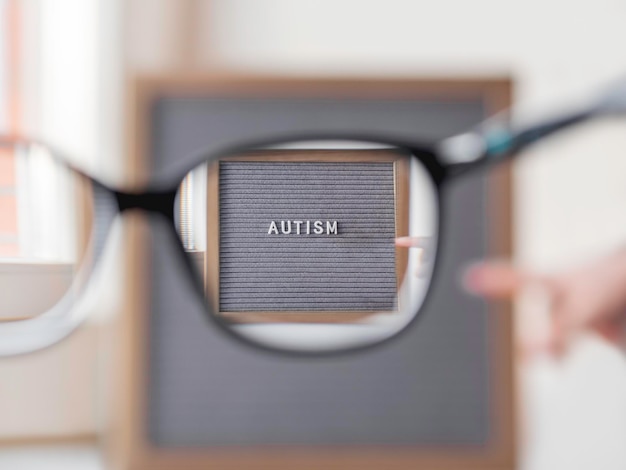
[175,139,439,353]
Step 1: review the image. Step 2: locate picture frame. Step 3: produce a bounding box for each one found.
[205,148,411,323]
[108,74,515,470]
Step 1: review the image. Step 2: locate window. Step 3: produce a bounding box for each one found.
[0,1,84,264]
[0,1,93,320]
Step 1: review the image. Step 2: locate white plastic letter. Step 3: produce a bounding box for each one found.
[281,220,292,234]
[327,221,338,235]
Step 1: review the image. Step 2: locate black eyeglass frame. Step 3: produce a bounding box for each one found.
[1,76,624,357]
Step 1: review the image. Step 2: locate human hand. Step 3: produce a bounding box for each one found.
[395,236,434,278]
[463,250,626,357]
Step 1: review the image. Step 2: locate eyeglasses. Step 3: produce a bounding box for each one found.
[1,78,624,356]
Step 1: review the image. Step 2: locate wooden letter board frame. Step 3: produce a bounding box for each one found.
[207,149,410,324]
[110,75,515,470]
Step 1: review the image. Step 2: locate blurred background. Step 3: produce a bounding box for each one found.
[1,0,626,469]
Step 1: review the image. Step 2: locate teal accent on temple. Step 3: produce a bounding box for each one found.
[485,128,513,156]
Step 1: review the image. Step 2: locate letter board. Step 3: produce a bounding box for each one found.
[211,150,410,321]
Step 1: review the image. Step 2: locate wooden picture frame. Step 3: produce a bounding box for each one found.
[110,74,514,470]
[205,149,410,324]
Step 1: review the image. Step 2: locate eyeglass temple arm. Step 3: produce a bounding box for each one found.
[438,78,626,174]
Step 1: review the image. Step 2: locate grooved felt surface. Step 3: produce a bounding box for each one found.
[219,161,397,312]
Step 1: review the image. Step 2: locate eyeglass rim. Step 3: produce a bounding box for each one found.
[1,76,624,355]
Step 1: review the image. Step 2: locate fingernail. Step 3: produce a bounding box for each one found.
[462,264,485,294]
[395,236,415,247]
